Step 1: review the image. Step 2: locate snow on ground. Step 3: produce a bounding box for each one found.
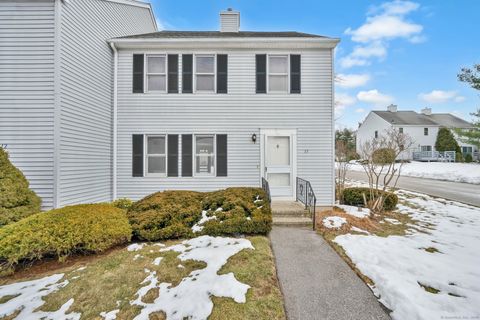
[152,257,163,266]
[133,235,253,320]
[127,243,146,251]
[0,273,80,319]
[350,226,370,234]
[348,161,480,184]
[322,216,347,229]
[100,309,119,320]
[334,188,480,319]
[191,210,218,233]
[336,204,370,218]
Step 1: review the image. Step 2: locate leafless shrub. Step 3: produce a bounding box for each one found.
[335,140,351,203]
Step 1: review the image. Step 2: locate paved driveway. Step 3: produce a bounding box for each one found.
[346,171,480,207]
[270,227,390,320]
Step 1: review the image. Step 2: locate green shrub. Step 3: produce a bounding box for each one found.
[0,147,41,227]
[0,204,131,272]
[112,197,134,210]
[464,153,473,163]
[127,188,272,241]
[372,148,396,164]
[343,187,398,211]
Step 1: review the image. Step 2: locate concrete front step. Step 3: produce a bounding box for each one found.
[273,216,313,227]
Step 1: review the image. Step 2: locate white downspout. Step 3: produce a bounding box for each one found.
[110,41,118,201]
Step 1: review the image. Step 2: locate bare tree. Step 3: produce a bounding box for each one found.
[358,128,414,212]
[335,140,351,203]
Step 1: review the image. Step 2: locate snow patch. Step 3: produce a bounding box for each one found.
[384,218,402,225]
[350,226,370,235]
[100,309,119,320]
[127,243,146,252]
[152,257,163,266]
[337,204,371,218]
[191,210,217,233]
[133,254,143,261]
[0,273,80,319]
[131,235,253,320]
[322,216,347,229]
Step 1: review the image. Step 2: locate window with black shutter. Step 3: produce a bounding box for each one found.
[217,55,228,94]
[168,54,179,93]
[182,54,193,93]
[132,134,144,176]
[290,55,301,93]
[167,135,178,176]
[132,54,144,93]
[256,54,266,93]
[181,134,193,176]
[216,135,227,177]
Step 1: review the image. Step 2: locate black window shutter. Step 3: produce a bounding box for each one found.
[132,134,144,177]
[256,54,266,93]
[168,54,178,93]
[167,135,178,177]
[290,55,301,94]
[181,134,193,177]
[132,54,144,93]
[216,134,227,177]
[182,54,193,93]
[217,54,228,94]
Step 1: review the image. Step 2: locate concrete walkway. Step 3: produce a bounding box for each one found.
[270,227,390,320]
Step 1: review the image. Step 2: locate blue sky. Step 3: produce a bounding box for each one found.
[149,0,479,129]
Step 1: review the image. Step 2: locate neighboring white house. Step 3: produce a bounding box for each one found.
[0,0,157,209]
[356,105,478,161]
[1,4,339,209]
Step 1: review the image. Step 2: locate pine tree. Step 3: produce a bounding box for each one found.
[435,128,463,161]
[0,147,41,227]
[457,64,480,148]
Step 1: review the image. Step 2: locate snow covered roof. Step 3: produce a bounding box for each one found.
[373,111,473,127]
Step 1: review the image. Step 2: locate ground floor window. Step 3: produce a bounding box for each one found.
[195,135,215,176]
[146,135,166,175]
[421,145,432,152]
[462,146,473,154]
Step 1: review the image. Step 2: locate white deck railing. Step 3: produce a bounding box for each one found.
[412,150,456,162]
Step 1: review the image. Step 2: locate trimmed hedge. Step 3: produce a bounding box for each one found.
[127,187,272,241]
[0,204,131,272]
[343,187,398,211]
[0,147,41,227]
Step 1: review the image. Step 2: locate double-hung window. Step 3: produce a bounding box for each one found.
[146,55,166,92]
[195,135,215,175]
[146,135,166,175]
[424,128,429,136]
[195,55,215,92]
[268,55,288,92]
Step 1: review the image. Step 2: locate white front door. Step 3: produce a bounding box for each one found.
[262,131,295,198]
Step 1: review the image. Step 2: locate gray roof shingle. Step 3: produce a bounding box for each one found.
[425,113,474,128]
[115,30,329,39]
[373,111,474,127]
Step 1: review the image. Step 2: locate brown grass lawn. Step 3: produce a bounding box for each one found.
[0,236,285,320]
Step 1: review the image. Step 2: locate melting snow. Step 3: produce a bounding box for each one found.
[384,218,401,225]
[131,235,253,320]
[337,204,370,218]
[191,210,217,233]
[100,309,119,320]
[322,216,347,229]
[334,188,480,319]
[127,243,146,251]
[0,273,80,319]
[350,226,370,235]
[152,257,163,266]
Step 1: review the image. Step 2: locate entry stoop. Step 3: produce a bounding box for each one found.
[271,200,312,227]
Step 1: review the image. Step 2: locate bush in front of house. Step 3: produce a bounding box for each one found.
[464,153,473,163]
[127,187,272,241]
[112,197,134,210]
[343,187,398,211]
[0,147,41,227]
[0,204,131,272]
[372,148,396,164]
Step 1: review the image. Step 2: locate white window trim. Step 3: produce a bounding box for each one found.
[145,54,167,93]
[194,54,216,93]
[193,134,216,177]
[424,128,429,136]
[145,134,167,177]
[267,54,290,94]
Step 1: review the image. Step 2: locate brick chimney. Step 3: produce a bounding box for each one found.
[421,107,432,115]
[220,8,240,32]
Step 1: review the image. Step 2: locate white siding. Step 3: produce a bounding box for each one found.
[0,0,55,209]
[58,0,156,206]
[117,49,335,206]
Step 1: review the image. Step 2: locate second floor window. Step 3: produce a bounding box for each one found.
[195,55,215,92]
[399,127,403,134]
[268,55,288,92]
[146,55,166,92]
[424,128,429,136]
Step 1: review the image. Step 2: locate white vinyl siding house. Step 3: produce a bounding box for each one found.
[112,28,339,206]
[0,0,156,209]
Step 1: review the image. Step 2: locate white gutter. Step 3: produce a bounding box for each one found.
[110,41,118,201]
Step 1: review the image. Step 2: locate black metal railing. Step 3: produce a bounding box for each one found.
[261,177,271,204]
[296,177,317,230]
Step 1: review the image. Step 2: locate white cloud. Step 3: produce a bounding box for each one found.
[340,0,424,69]
[357,89,394,106]
[418,90,465,104]
[336,73,371,88]
[335,93,357,115]
[355,108,366,113]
